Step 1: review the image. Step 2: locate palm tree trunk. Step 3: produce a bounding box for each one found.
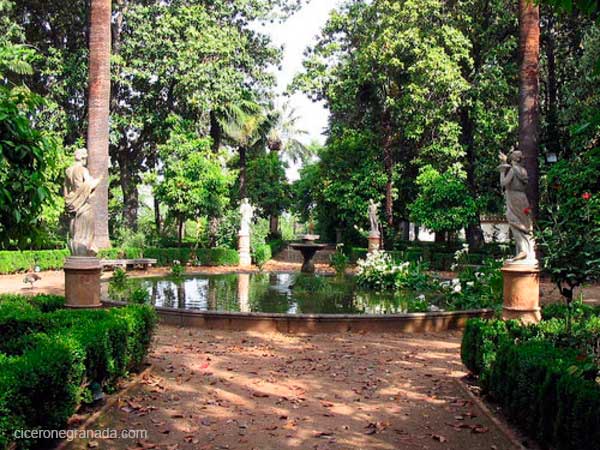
[518,0,540,218]
[87,0,112,248]
[239,146,247,199]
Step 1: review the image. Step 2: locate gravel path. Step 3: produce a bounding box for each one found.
[61,325,521,450]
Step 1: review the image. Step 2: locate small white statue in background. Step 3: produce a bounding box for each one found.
[499,150,537,264]
[239,198,254,236]
[368,199,380,237]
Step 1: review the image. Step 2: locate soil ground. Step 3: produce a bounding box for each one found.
[60,325,523,450]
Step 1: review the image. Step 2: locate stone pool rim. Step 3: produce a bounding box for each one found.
[102,298,495,333]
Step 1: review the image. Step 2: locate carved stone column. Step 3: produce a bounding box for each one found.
[238,233,251,267]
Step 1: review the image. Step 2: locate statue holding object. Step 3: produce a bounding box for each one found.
[499,150,537,265]
[64,148,101,256]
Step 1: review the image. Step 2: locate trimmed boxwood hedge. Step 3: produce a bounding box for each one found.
[144,247,239,266]
[0,246,241,274]
[0,248,143,274]
[0,295,157,450]
[461,312,600,450]
[484,340,600,450]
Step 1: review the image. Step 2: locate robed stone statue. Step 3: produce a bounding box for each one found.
[64,148,101,256]
[239,198,254,236]
[499,150,537,264]
[368,199,380,237]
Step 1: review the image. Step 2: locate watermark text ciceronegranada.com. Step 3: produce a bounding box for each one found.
[13,428,148,441]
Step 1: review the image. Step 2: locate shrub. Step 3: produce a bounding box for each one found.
[329,245,349,276]
[144,247,192,266]
[195,247,239,266]
[485,340,599,450]
[0,301,47,353]
[0,336,86,450]
[0,301,157,449]
[97,247,143,260]
[0,294,64,313]
[0,249,69,274]
[252,244,271,269]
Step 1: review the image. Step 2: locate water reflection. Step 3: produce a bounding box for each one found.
[117,273,432,315]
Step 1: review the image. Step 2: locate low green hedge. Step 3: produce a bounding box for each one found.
[0,249,70,274]
[0,248,143,274]
[0,294,65,313]
[97,247,143,260]
[462,315,600,450]
[0,297,157,449]
[485,340,600,450]
[144,247,238,266]
[195,247,239,266]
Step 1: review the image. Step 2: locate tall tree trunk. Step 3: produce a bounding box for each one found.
[178,217,185,245]
[382,110,394,230]
[87,0,112,249]
[154,196,161,235]
[210,110,222,153]
[239,146,247,199]
[518,0,541,218]
[269,215,280,239]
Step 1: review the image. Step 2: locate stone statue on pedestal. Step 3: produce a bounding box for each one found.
[239,198,254,236]
[368,200,380,237]
[499,150,537,264]
[64,148,101,256]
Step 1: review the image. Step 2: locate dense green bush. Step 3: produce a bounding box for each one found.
[252,244,272,268]
[0,297,157,449]
[195,247,239,266]
[0,336,86,450]
[462,315,600,450]
[0,247,144,274]
[96,247,144,260]
[144,247,192,266]
[0,249,69,274]
[0,294,64,313]
[485,340,600,450]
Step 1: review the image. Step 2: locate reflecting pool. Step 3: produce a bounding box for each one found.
[105,272,442,315]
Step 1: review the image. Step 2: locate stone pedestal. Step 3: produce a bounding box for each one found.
[64,256,102,308]
[367,233,380,254]
[238,233,251,267]
[501,263,541,324]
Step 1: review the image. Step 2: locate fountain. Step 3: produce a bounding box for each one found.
[290,234,328,274]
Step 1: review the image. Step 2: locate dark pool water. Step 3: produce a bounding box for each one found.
[106,272,436,315]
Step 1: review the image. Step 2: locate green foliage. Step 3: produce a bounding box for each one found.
[409,166,478,234]
[0,298,157,449]
[246,152,290,217]
[154,117,235,236]
[292,274,331,293]
[195,248,239,266]
[169,261,185,278]
[144,247,192,266]
[485,340,600,450]
[252,244,271,270]
[329,245,349,276]
[538,148,600,303]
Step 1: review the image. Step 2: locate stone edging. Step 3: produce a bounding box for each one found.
[454,378,529,450]
[102,300,495,333]
[53,365,154,450]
